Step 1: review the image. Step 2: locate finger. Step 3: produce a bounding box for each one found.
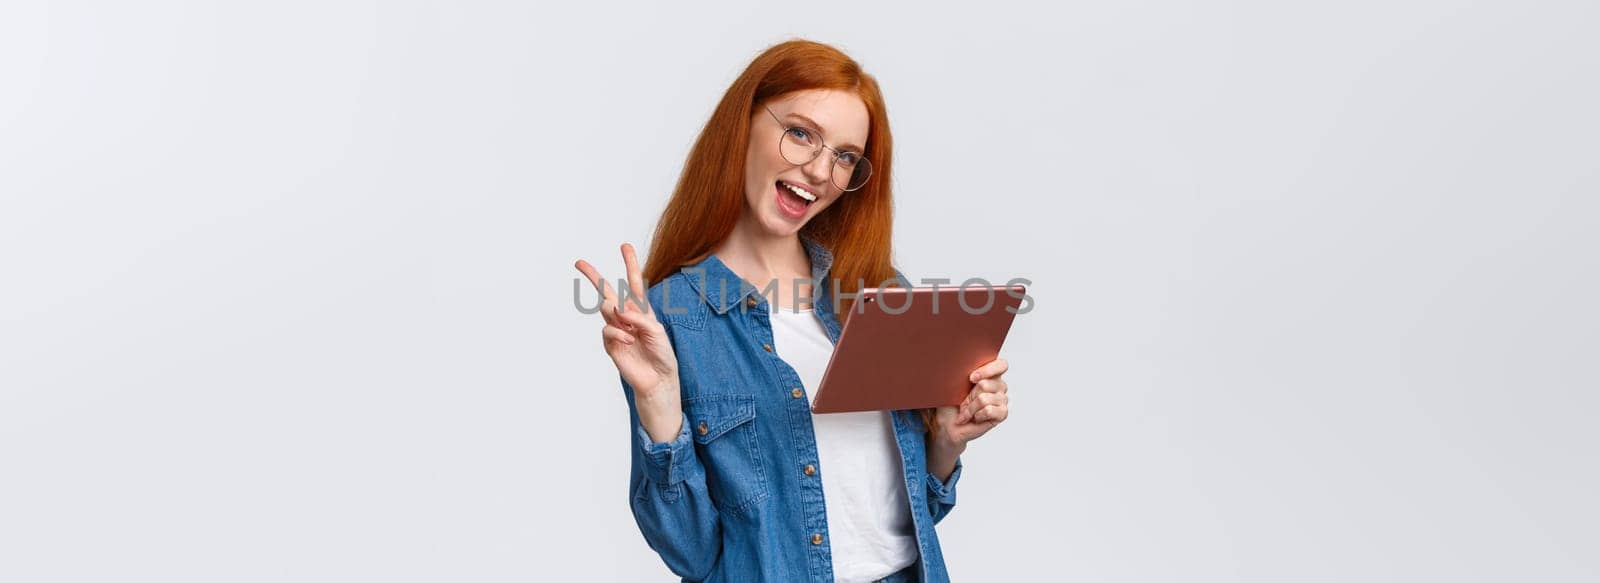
[957,391,990,424]
[968,392,1004,421]
[974,377,1007,394]
[615,303,661,336]
[966,394,1004,422]
[968,358,1009,383]
[574,259,616,301]
[577,259,623,326]
[621,243,650,314]
[599,296,622,328]
[955,390,977,423]
[973,403,1008,424]
[601,324,637,349]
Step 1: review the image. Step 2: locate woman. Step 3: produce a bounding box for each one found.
[574,39,1011,582]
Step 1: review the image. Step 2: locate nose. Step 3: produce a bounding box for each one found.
[800,149,833,190]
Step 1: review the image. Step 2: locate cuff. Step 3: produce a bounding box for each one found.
[926,456,963,504]
[635,412,701,486]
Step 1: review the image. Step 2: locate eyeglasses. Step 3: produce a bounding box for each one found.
[764,106,874,192]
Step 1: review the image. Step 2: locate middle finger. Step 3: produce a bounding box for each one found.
[963,391,1001,421]
[974,377,1007,395]
[621,243,650,313]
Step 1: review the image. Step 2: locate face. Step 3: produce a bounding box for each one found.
[740,89,870,237]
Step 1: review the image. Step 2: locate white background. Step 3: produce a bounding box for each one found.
[2,1,1596,581]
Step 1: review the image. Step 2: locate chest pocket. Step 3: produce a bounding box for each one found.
[685,394,769,515]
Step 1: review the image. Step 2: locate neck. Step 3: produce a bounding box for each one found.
[714,215,814,309]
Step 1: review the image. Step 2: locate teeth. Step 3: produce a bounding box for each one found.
[783,182,817,202]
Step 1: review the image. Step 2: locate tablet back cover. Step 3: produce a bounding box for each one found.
[811,285,1023,414]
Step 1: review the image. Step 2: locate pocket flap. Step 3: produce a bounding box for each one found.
[685,395,757,444]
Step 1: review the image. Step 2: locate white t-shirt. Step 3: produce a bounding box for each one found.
[769,303,919,582]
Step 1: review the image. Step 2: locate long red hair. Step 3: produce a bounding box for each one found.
[643,39,938,433]
[643,39,896,297]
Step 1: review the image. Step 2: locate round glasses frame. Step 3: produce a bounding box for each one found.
[764,106,873,192]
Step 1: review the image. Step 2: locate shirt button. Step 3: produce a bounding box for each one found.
[811,533,823,545]
[746,296,758,308]
[804,464,816,476]
[762,343,773,352]
[696,421,708,436]
[791,388,803,398]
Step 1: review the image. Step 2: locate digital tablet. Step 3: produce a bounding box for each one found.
[811,284,1026,414]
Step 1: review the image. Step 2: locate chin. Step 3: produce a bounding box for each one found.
[760,216,806,237]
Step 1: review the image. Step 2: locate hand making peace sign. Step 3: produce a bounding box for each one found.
[574,243,683,442]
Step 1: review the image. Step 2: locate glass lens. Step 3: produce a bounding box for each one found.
[778,127,820,166]
[833,154,873,191]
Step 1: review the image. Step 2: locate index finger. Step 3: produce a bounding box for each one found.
[968,358,1009,382]
[574,259,616,302]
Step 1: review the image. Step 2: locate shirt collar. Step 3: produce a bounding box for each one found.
[680,234,835,315]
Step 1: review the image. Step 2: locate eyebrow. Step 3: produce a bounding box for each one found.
[782,112,864,153]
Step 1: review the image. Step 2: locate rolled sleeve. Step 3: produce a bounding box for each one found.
[926,456,963,504]
[635,412,702,487]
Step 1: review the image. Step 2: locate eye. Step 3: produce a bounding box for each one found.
[785,126,814,144]
[836,151,861,167]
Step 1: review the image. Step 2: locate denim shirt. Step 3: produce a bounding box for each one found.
[620,237,964,582]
